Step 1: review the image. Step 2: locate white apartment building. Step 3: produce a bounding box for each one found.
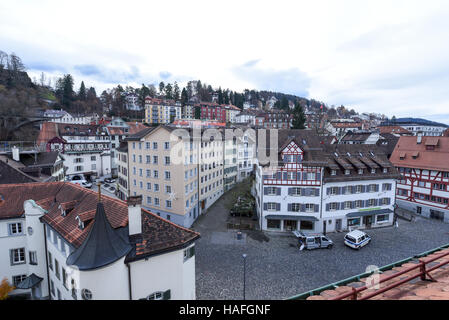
[254,130,399,233]
[237,130,256,182]
[0,182,199,300]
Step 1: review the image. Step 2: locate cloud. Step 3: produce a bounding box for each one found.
[159,71,172,80]
[232,60,311,97]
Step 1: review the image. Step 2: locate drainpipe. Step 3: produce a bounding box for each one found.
[43,224,51,300]
[127,263,132,300]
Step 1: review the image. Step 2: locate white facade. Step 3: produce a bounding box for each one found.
[50,113,93,125]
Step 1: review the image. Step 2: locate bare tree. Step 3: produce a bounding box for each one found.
[0,51,8,70]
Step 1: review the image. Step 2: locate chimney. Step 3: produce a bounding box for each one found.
[417,132,422,144]
[127,195,143,236]
[12,146,20,162]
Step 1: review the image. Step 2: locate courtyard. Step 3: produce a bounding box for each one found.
[192,184,449,300]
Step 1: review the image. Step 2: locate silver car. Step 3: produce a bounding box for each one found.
[293,231,334,250]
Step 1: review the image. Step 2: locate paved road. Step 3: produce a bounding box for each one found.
[192,189,449,300]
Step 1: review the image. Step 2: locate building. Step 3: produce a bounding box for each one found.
[253,130,399,233]
[379,126,413,136]
[145,97,182,124]
[223,135,238,192]
[224,104,241,123]
[390,135,449,223]
[195,102,227,123]
[0,182,200,300]
[340,131,380,145]
[49,113,95,125]
[326,120,364,139]
[125,126,201,228]
[104,118,148,176]
[235,111,256,125]
[262,111,292,129]
[380,118,448,136]
[236,129,256,182]
[38,122,111,180]
[125,93,142,111]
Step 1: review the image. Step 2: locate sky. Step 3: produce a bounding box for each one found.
[1,0,449,123]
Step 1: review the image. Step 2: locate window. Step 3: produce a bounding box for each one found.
[153,156,158,164]
[55,259,60,279]
[147,196,152,204]
[154,170,159,179]
[8,222,23,236]
[300,220,314,230]
[377,214,389,222]
[183,246,195,262]
[331,170,337,176]
[166,185,171,193]
[165,156,171,165]
[12,275,27,287]
[10,248,25,265]
[330,187,338,195]
[356,185,363,193]
[154,198,160,206]
[345,170,350,175]
[91,156,96,161]
[266,187,278,195]
[48,252,53,270]
[348,218,360,226]
[29,251,38,265]
[91,164,96,170]
[62,268,68,289]
[371,169,376,174]
[267,219,281,229]
[305,204,315,212]
[165,171,171,180]
[267,203,278,211]
[358,169,363,175]
[165,142,170,149]
[154,184,159,192]
[344,201,352,209]
[329,203,338,211]
[153,142,158,149]
[291,203,301,212]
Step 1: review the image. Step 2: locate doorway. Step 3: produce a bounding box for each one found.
[363,215,373,228]
[284,220,297,231]
[336,219,342,232]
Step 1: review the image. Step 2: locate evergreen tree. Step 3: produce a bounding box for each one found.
[291,102,306,129]
[181,88,188,106]
[217,87,223,104]
[173,81,180,100]
[164,83,173,99]
[159,81,165,95]
[78,81,86,101]
[138,84,150,108]
[280,96,289,110]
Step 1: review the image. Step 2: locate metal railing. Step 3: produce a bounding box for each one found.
[286,243,449,300]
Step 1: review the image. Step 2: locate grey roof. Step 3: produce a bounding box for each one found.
[346,209,393,218]
[15,273,43,289]
[20,151,60,168]
[66,202,132,271]
[0,159,37,184]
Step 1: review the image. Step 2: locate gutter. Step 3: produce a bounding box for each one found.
[126,263,132,300]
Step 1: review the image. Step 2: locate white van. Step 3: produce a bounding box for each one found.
[66,174,92,188]
[344,230,371,250]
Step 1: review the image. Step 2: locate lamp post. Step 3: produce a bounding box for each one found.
[242,253,247,300]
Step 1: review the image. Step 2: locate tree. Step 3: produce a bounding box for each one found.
[159,81,165,95]
[0,278,14,300]
[181,87,188,106]
[217,87,223,104]
[164,83,173,99]
[291,102,306,129]
[280,97,289,110]
[0,51,7,70]
[78,81,86,101]
[173,81,180,101]
[148,84,157,97]
[138,84,150,108]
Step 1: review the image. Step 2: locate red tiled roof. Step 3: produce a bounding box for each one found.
[380,126,412,135]
[0,182,200,254]
[307,248,449,300]
[390,136,449,171]
[126,122,148,135]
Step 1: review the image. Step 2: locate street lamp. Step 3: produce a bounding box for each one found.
[242,253,247,300]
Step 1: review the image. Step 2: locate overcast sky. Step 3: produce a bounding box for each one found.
[1,0,449,123]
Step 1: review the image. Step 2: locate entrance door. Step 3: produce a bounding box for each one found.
[363,215,373,228]
[284,220,297,231]
[336,219,342,232]
[417,206,422,215]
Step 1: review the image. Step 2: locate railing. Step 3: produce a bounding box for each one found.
[0,141,46,153]
[286,243,449,300]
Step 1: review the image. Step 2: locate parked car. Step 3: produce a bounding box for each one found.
[67,174,92,188]
[344,230,371,250]
[293,231,334,250]
[104,178,116,183]
[230,206,253,217]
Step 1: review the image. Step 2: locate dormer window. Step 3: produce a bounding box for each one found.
[371,169,376,174]
[76,216,84,230]
[345,170,350,175]
[331,170,337,176]
[383,168,388,173]
[358,169,363,175]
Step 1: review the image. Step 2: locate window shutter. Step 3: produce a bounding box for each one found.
[263,203,268,210]
[276,172,282,180]
[375,185,379,192]
[288,188,293,196]
[288,204,292,212]
[386,198,391,205]
[9,249,13,266]
[314,204,319,212]
[326,203,330,211]
[283,172,287,180]
[264,187,268,195]
[315,189,320,197]
[189,246,195,258]
[300,204,306,212]
[297,172,301,180]
[163,290,171,300]
[361,185,366,193]
[365,200,370,207]
[336,187,341,195]
[276,203,281,211]
[276,188,281,196]
[292,172,297,180]
[303,173,308,180]
[336,203,341,210]
[374,199,378,206]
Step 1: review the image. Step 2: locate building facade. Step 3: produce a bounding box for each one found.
[390,135,449,223]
